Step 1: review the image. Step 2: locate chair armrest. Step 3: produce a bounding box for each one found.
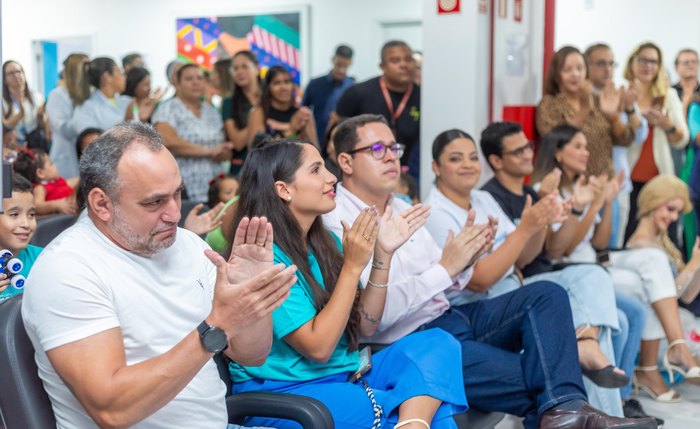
[227,391,334,429]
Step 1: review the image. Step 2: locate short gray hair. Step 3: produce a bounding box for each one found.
[79,121,164,203]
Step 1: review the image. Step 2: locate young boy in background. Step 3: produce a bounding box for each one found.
[0,175,42,302]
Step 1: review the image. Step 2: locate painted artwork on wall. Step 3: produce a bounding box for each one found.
[176,13,301,84]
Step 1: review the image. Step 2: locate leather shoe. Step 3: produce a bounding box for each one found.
[540,402,657,428]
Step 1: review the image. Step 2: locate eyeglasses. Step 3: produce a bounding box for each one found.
[345,142,406,160]
[678,59,698,67]
[635,57,660,67]
[591,60,617,69]
[501,141,534,157]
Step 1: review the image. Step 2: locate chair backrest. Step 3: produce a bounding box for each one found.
[0,296,57,428]
[30,214,78,247]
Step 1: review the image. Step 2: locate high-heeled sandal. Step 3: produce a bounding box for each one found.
[633,365,681,403]
[395,418,430,428]
[663,339,700,384]
[577,336,630,388]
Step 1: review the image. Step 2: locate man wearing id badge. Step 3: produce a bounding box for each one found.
[333,41,421,179]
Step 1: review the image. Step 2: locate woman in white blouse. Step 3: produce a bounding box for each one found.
[2,60,45,146]
[153,64,232,202]
[46,53,90,178]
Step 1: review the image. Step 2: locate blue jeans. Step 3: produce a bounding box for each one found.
[612,292,645,400]
[422,281,587,429]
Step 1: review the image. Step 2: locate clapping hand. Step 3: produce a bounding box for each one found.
[226,216,274,285]
[184,202,226,236]
[538,168,562,198]
[439,209,490,276]
[341,207,380,270]
[599,82,622,121]
[375,204,430,257]
[603,171,625,204]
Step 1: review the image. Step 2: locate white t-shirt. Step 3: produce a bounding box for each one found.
[21,216,227,429]
[425,187,517,305]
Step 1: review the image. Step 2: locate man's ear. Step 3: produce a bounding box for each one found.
[88,188,114,223]
[274,181,292,202]
[488,154,504,172]
[338,153,354,176]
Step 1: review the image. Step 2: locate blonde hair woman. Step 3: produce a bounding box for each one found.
[623,42,689,241]
[625,175,700,401]
[46,53,90,178]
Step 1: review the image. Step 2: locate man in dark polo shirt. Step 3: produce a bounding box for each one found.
[302,45,355,152]
[333,40,421,178]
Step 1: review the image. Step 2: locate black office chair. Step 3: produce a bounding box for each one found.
[0,296,334,429]
[29,214,78,247]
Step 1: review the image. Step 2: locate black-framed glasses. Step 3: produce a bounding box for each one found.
[501,141,534,157]
[345,142,406,160]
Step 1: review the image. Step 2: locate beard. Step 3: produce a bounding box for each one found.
[110,204,177,256]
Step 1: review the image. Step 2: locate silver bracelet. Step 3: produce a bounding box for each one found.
[367,279,388,289]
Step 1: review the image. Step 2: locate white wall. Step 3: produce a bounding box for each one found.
[1,0,422,94]
[420,2,492,196]
[555,0,700,85]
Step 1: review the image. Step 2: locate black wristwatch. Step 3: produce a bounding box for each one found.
[197,321,228,353]
[624,106,635,115]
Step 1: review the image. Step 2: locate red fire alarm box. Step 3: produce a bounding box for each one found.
[438,0,460,14]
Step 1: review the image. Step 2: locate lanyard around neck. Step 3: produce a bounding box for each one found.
[379,77,413,129]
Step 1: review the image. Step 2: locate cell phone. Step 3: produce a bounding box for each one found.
[347,347,372,382]
[652,96,664,109]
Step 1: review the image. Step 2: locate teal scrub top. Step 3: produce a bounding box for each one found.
[229,232,360,382]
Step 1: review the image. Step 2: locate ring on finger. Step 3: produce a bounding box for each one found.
[362,234,371,242]
[256,241,265,246]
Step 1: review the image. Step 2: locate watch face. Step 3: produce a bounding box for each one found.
[202,327,228,353]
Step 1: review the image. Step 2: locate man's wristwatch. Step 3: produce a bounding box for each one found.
[197,321,228,353]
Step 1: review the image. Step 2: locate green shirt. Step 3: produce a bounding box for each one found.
[204,196,239,253]
[229,232,360,382]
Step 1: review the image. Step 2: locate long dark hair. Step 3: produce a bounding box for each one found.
[261,65,293,121]
[230,51,261,129]
[532,124,582,188]
[3,61,35,119]
[229,138,360,351]
[124,67,150,98]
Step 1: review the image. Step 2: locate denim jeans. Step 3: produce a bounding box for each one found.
[422,281,587,429]
[612,292,645,400]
